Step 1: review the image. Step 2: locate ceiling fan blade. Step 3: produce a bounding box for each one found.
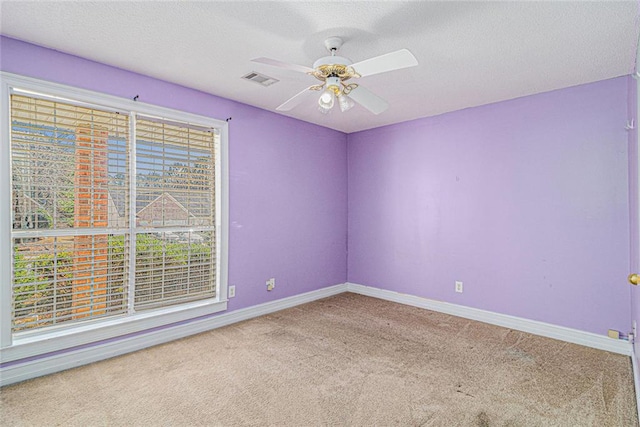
[251,57,314,74]
[276,87,317,111]
[348,86,389,115]
[351,49,418,77]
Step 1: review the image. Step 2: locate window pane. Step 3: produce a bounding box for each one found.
[10,94,131,333]
[11,95,129,230]
[134,231,215,310]
[12,234,129,332]
[136,118,215,227]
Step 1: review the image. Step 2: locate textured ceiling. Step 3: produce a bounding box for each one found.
[1,1,639,133]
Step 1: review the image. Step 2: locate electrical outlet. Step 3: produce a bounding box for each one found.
[266,278,275,291]
[228,285,235,298]
[455,281,463,293]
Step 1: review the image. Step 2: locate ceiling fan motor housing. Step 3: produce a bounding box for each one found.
[312,55,352,69]
[312,56,359,84]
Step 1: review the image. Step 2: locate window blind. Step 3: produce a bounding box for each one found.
[10,94,130,332]
[134,117,217,310]
[9,94,219,332]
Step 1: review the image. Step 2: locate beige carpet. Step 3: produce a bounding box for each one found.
[1,293,637,426]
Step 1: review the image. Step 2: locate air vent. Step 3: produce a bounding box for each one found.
[242,72,279,87]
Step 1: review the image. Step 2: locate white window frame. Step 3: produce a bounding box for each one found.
[0,72,229,363]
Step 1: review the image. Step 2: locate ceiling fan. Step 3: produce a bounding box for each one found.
[252,37,419,115]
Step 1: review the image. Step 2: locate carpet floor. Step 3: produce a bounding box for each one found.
[1,293,637,426]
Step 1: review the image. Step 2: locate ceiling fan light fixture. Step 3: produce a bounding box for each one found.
[338,94,355,112]
[318,104,331,114]
[318,88,335,112]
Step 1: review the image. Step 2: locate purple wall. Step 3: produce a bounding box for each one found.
[628,74,640,356]
[0,36,348,312]
[348,77,631,335]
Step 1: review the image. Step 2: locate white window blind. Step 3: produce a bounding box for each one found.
[10,94,130,332]
[10,94,219,333]
[134,117,217,310]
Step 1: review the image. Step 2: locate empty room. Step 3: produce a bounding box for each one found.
[1,1,640,425]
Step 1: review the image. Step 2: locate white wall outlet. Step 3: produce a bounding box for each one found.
[266,278,275,291]
[228,285,236,298]
[455,281,463,293]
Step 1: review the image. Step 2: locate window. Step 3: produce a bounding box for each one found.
[134,117,217,310]
[0,73,228,356]
[11,94,131,332]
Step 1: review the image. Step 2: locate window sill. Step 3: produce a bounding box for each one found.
[0,298,227,364]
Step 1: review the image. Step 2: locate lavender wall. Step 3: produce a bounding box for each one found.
[628,74,640,355]
[348,77,631,335]
[0,36,348,312]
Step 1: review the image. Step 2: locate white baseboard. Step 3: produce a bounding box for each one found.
[0,283,348,387]
[346,282,632,356]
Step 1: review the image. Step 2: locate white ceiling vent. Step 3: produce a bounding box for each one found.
[242,72,279,87]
